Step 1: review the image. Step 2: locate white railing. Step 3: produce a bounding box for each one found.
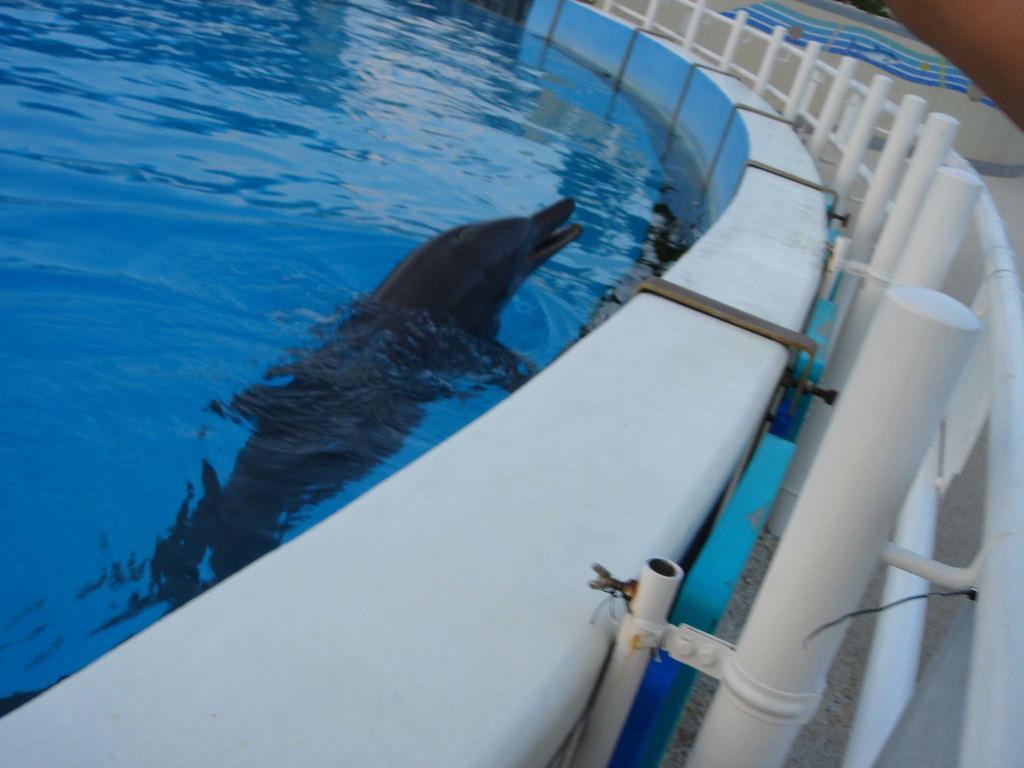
[589,0,1024,765]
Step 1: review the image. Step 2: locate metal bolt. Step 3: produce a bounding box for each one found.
[674,636,696,657]
[698,645,718,667]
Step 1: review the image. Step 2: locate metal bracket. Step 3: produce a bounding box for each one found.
[663,624,736,680]
[781,373,838,405]
[640,27,679,44]
[663,63,741,158]
[745,160,836,198]
[635,277,819,399]
[702,105,792,190]
[613,28,642,89]
[544,0,568,43]
[663,622,822,725]
[734,103,793,126]
[830,210,851,227]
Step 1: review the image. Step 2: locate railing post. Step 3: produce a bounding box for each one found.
[867,113,960,277]
[843,455,938,768]
[808,57,856,160]
[961,191,1024,768]
[828,129,967,388]
[571,559,682,768]
[683,0,706,51]
[641,0,662,30]
[833,74,892,213]
[688,287,980,768]
[847,94,927,264]
[754,25,786,96]
[771,155,973,537]
[839,167,981,768]
[783,41,822,122]
[835,89,862,146]
[720,10,747,71]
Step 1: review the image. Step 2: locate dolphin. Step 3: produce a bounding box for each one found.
[96,198,582,623]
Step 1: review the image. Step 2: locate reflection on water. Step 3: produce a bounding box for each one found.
[0,0,706,712]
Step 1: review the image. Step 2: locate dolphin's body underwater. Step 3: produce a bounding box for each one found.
[114,199,583,617]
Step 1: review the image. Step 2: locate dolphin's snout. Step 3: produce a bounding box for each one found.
[528,198,582,266]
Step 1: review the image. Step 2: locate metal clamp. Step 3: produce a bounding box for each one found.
[663,623,736,680]
[669,62,740,127]
[661,63,744,158]
[735,103,793,126]
[635,277,819,404]
[702,105,792,190]
[744,160,836,198]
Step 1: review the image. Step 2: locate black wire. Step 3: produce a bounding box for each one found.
[802,588,977,648]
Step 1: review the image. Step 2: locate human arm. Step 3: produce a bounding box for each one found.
[885,0,1024,128]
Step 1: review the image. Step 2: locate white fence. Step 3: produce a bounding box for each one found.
[591,0,1023,764]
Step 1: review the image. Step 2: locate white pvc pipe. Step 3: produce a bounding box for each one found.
[683,0,705,51]
[843,455,939,768]
[754,26,786,96]
[870,113,960,277]
[641,0,662,30]
[847,94,928,265]
[572,558,682,768]
[961,189,1024,768]
[880,542,978,591]
[688,287,980,768]
[819,234,852,301]
[833,75,892,212]
[772,157,976,537]
[720,10,747,71]
[828,112,960,364]
[835,89,862,148]
[809,57,856,161]
[829,165,981,391]
[798,73,820,120]
[784,42,822,122]
[892,168,983,287]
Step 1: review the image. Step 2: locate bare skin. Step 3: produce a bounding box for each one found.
[885,0,1024,128]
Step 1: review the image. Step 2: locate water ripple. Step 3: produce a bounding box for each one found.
[0,0,707,708]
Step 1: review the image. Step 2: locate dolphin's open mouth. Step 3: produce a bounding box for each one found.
[528,198,583,266]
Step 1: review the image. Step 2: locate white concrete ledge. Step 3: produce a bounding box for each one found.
[0,2,826,765]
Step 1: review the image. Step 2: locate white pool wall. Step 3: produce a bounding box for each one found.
[0,2,826,766]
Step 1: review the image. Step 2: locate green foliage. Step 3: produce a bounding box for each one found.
[834,0,893,18]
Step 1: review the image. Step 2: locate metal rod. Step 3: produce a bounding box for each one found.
[745,159,835,198]
[545,0,568,43]
[635,277,818,400]
[613,28,641,90]
[663,64,739,160]
[700,105,794,193]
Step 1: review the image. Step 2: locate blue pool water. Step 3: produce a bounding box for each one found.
[0,0,707,707]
